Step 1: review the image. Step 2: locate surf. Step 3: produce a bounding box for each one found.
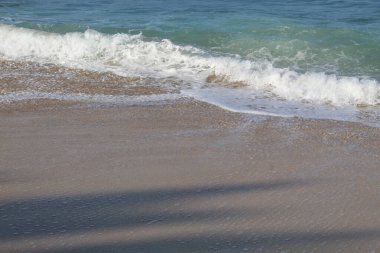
[1,24,378,108]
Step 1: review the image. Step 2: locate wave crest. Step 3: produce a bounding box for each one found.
[0,23,379,106]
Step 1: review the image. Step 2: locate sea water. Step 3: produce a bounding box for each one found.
[0,0,379,125]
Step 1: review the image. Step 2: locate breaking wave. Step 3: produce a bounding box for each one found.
[0,23,379,106]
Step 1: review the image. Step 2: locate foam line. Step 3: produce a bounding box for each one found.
[0,24,379,107]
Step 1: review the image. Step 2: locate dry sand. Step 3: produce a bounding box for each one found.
[0,100,379,253]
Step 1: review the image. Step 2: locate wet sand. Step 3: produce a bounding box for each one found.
[0,100,380,253]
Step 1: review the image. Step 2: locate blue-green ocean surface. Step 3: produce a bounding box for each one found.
[1,0,380,125]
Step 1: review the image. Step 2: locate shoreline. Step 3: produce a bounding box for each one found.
[1,100,379,252]
[1,58,379,128]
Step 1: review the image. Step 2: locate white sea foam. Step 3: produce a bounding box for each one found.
[0,23,379,107]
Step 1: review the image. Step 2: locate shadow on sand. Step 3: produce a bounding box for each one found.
[1,178,379,252]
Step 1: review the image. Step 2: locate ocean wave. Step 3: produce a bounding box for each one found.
[0,23,379,106]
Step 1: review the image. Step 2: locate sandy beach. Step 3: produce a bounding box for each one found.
[1,100,379,253]
[2,1,380,252]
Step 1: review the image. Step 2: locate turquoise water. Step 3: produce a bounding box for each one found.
[1,0,380,125]
[2,0,380,77]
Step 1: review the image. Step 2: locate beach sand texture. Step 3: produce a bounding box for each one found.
[1,100,379,253]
